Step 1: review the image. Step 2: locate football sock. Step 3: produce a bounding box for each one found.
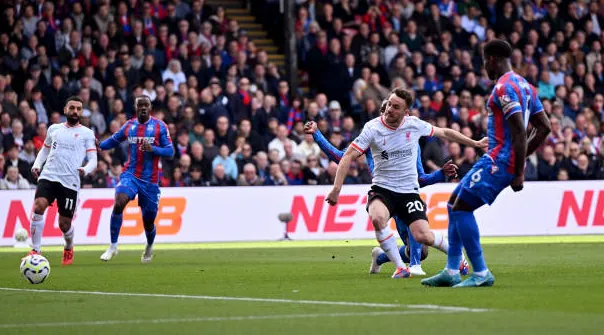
[63,226,74,250]
[376,251,389,266]
[407,227,422,266]
[30,213,44,252]
[376,226,406,269]
[110,213,123,245]
[454,210,488,273]
[431,230,449,254]
[144,225,156,246]
[446,205,463,275]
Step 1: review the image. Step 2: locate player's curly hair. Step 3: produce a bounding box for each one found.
[483,39,513,59]
[390,87,414,109]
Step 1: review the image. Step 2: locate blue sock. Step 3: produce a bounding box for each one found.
[446,205,464,271]
[376,245,410,265]
[453,210,487,273]
[142,210,157,245]
[144,226,156,245]
[376,252,390,266]
[110,213,123,244]
[407,227,422,266]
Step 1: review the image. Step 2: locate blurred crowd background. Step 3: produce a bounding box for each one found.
[0,0,602,190]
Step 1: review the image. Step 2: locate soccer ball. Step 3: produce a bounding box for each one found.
[14,228,29,243]
[20,255,51,284]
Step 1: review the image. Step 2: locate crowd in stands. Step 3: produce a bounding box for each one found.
[0,0,602,190]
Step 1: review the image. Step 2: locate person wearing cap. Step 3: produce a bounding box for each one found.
[327,100,344,130]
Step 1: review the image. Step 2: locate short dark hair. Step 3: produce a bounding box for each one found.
[483,40,513,59]
[134,95,151,105]
[65,96,83,105]
[390,87,414,108]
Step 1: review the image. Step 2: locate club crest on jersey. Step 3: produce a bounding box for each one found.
[131,125,136,132]
[74,134,79,139]
[147,125,154,132]
[382,137,386,145]
[406,131,411,141]
[499,95,510,105]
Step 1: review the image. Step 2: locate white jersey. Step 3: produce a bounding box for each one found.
[39,123,96,191]
[351,116,434,194]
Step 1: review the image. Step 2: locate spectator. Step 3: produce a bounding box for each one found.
[185,165,207,186]
[264,163,288,186]
[286,160,305,185]
[268,125,297,160]
[212,144,238,180]
[537,145,560,181]
[4,145,32,183]
[237,163,263,186]
[0,166,31,190]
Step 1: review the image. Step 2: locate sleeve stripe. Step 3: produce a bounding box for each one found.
[503,102,521,114]
[429,126,434,137]
[43,144,50,148]
[86,148,97,152]
[350,142,365,153]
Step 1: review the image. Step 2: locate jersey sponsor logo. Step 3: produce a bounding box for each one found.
[380,149,412,161]
[128,136,155,144]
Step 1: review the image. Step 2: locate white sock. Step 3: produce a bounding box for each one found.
[431,231,449,254]
[475,270,489,277]
[376,227,406,269]
[446,268,460,275]
[110,243,118,250]
[30,213,44,252]
[63,226,74,250]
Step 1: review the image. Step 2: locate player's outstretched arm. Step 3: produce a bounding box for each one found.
[526,112,551,157]
[326,146,362,206]
[416,146,446,187]
[314,130,344,163]
[99,122,130,150]
[432,127,488,150]
[304,121,344,162]
[507,112,527,191]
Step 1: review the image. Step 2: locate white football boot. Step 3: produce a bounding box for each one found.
[100,247,118,261]
[141,244,154,264]
[369,247,383,274]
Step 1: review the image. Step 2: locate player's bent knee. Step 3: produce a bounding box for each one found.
[370,215,389,230]
[33,198,49,214]
[368,199,390,230]
[409,221,433,245]
[58,217,72,232]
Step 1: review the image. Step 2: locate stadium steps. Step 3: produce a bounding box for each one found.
[207,0,309,95]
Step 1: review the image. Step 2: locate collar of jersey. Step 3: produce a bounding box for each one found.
[380,116,405,131]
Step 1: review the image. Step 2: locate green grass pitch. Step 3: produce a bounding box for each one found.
[1,237,603,335]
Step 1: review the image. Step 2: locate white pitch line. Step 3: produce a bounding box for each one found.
[0,287,490,313]
[0,310,452,329]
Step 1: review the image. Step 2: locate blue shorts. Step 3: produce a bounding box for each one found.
[116,173,160,212]
[453,156,514,210]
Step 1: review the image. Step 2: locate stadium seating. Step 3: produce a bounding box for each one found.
[0,0,602,190]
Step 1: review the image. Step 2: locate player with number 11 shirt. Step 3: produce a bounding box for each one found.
[28,96,98,265]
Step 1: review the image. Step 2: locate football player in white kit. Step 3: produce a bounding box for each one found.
[326,88,487,278]
[28,96,98,265]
